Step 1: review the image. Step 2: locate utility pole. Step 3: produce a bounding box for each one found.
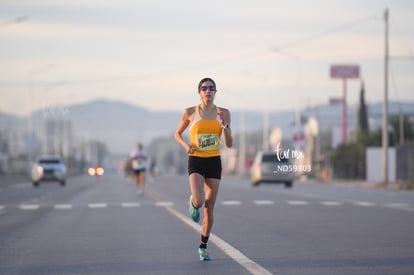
[382,8,389,185]
[238,112,246,177]
[27,64,55,166]
[262,110,269,151]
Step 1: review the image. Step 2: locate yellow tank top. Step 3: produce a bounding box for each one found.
[189,106,222,157]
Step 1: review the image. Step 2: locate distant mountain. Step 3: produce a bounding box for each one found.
[1,99,413,154]
[0,112,26,138]
[29,99,182,154]
[0,112,25,127]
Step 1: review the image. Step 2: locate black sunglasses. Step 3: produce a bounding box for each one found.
[200,85,216,92]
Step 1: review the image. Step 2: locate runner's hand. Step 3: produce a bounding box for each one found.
[185,143,195,154]
[218,111,228,128]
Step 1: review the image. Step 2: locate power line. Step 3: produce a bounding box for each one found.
[0,11,389,86]
[388,13,414,61]
[272,12,380,50]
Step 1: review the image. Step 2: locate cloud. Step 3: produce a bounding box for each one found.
[1,0,413,116]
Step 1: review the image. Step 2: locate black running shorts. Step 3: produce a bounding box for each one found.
[133,169,145,176]
[188,156,222,179]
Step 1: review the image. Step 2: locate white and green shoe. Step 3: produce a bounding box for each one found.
[189,196,200,223]
[198,248,211,261]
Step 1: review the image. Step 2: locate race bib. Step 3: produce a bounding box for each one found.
[132,159,143,169]
[196,134,220,151]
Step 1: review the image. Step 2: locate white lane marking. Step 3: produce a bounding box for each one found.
[287,200,308,205]
[20,204,40,210]
[88,203,107,208]
[54,204,73,209]
[269,187,414,213]
[321,201,342,206]
[160,201,273,275]
[121,202,141,208]
[354,201,376,207]
[155,201,174,207]
[253,200,275,205]
[221,200,241,206]
[9,200,412,212]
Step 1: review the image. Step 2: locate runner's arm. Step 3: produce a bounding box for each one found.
[174,108,195,154]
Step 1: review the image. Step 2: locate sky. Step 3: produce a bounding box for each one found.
[0,0,413,116]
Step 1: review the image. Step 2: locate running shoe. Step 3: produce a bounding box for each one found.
[198,248,211,261]
[189,196,200,223]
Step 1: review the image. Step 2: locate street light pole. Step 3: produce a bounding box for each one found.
[382,8,389,185]
[238,111,246,177]
[27,64,55,165]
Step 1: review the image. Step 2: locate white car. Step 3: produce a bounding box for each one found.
[250,151,294,188]
[31,155,67,187]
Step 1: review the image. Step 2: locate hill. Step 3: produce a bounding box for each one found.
[1,99,413,154]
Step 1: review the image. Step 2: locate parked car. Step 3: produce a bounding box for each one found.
[250,151,294,188]
[31,155,67,187]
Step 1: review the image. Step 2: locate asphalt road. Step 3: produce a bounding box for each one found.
[0,173,413,275]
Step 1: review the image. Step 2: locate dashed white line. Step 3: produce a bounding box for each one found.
[54,204,73,209]
[221,200,241,206]
[287,200,308,205]
[353,201,376,207]
[253,200,275,205]
[321,201,342,206]
[20,204,40,210]
[155,201,174,207]
[121,202,141,208]
[2,200,412,214]
[88,203,107,208]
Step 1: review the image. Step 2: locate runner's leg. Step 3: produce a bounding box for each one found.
[189,173,205,208]
[139,170,145,189]
[202,178,220,237]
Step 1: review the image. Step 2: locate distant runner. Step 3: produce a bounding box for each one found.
[129,143,148,190]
